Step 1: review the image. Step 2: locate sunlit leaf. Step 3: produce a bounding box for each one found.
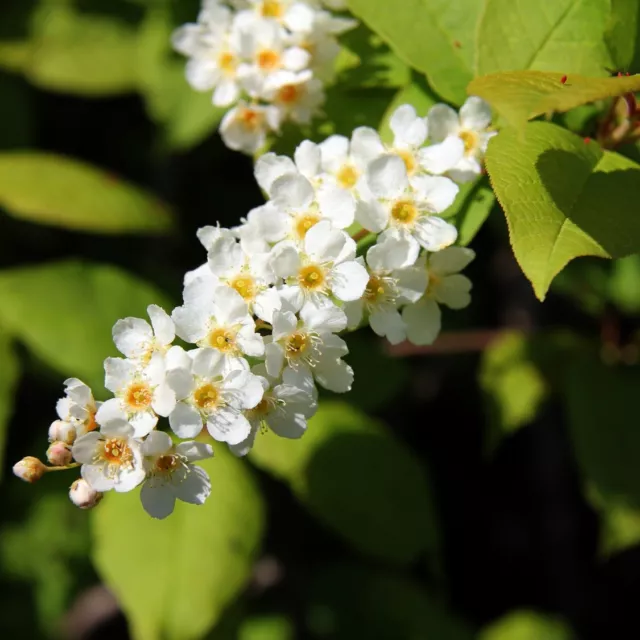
[0,332,20,477]
[479,610,573,640]
[250,402,438,565]
[468,70,640,129]
[0,152,172,234]
[92,449,264,640]
[0,261,173,393]
[485,122,640,299]
[605,0,640,72]
[346,0,482,105]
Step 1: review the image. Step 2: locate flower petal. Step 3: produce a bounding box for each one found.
[367,155,408,199]
[330,260,369,301]
[174,465,211,505]
[112,318,152,358]
[148,305,175,346]
[429,246,475,276]
[403,298,441,345]
[460,96,492,131]
[271,173,315,211]
[141,483,176,519]
[294,140,321,177]
[169,403,204,439]
[435,274,472,309]
[418,136,465,175]
[254,152,296,193]
[427,104,459,142]
[413,217,458,252]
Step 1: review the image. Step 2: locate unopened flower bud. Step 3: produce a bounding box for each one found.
[47,441,73,467]
[48,419,77,445]
[69,479,103,510]
[13,457,46,483]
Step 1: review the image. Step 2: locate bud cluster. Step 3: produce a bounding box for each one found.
[13,97,495,519]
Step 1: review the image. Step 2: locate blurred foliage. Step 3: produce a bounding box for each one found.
[478,611,574,640]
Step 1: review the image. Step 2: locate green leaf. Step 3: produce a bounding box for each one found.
[588,487,640,557]
[0,5,139,96]
[479,611,573,640]
[249,401,438,565]
[136,8,226,150]
[485,122,640,299]
[608,254,640,314]
[480,331,548,453]
[468,70,640,130]
[0,261,173,393]
[476,0,613,77]
[0,152,172,234]
[307,565,473,639]
[378,78,438,144]
[0,332,20,477]
[92,449,264,640]
[239,616,294,640]
[346,0,482,105]
[605,0,640,71]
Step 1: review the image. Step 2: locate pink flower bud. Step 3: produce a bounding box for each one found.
[13,457,46,483]
[47,441,73,467]
[48,420,77,445]
[69,479,103,510]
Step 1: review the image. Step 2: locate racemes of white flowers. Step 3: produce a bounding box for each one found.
[172,0,357,153]
[15,97,493,519]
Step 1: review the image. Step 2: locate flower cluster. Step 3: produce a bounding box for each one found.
[172,0,356,153]
[13,97,494,519]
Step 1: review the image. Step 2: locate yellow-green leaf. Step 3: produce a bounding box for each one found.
[0,261,173,393]
[92,449,264,640]
[468,70,640,129]
[479,611,574,640]
[485,122,640,299]
[346,0,482,105]
[0,152,172,234]
[0,332,20,477]
[476,0,613,77]
[249,401,438,565]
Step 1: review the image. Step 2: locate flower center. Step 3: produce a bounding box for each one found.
[277,83,301,104]
[229,275,257,301]
[261,0,283,18]
[238,107,264,131]
[194,383,221,410]
[391,199,418,226]
[247,396,273,421]
[102,438,133,466]
[364,275,386,303]
[125,382,153,411]
[208,327,237,353]
[286,332,310,358]
[155,454,180,473]
[257,49,280,71]
[397,149,417,174]
[336,164,359,189]
[298,264,326,291]
[218,51,236,74]
[459,130,479,154]
[293,212,321,240]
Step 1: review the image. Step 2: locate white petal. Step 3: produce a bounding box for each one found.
[317,184,355,229]
[350,127,385,165]
[191,347,225,378]
[304,220,348,263]
[355,199,388,233]
[413,217,458,252]
[175,441,214,462]
[330,260,369,301]
[213,286,249,325]
[314,359,354,393]
[148,305,175,346]
[377,228,420,268]
[403,299,441,345]
[448,156,483,183]
[95,398,126,426]
[207,235,243,276]
[141,483,176,519]
[344,300,363,330]
[255,152,296,193]
[265,342,286,378]
[173,465,211,504]
[411,175,459,213]
[418,136,465,175]
[172,304,209,343]
[284,3,316,32]
[253,287,281,323]
[271,173,315,211]
[104,357,135,393]
[112,318,152,358]
[435,274,472,309]
[390,104,427,147]
[367,233,415,272]
[213,78,240,107]
[72,433,101,464]
[152,383,176,417]
[294,140,321,177]
[367,155,408,199]
[282,46,311,71]
[460,96,492,131]
[207,410,252,445]
[224,370,264,409]
[236,327,265,357]
[271,310,297,340]
[166,367,195,401]
[319,135,349,172]
[114,467,146,493]
[427,104,460,142]
[369,308,407,344]
[141,430,172,457]
[395,265,428,303]
[82,464,114,492]
[429,246,475,276]
[99,418,134,437]
[270,242,301,278]
[169,403,204,439]
[129,411,158,438]
[300,299,347,333]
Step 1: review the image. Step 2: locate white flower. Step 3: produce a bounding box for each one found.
[172,286,265,369]
[263,71,325,124]
[97,353,176,438]
[253,143,356,242]
[72,419,145,493]
[344,235,428,344]
[318,132,373,197]
[424,96,496,182]
[140,431,213,519]
[358,154,459,259]
[230,366,317,456]
[270,220,369,310]
[220,101,280,154]
[241,0,317,33]
[51,378,100,443]
[172,3,243,107]
[403,247,475,345]
[69,478,103,509]
[166,347,264,444]
[112,305,175,365]
[265,301,353,392]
